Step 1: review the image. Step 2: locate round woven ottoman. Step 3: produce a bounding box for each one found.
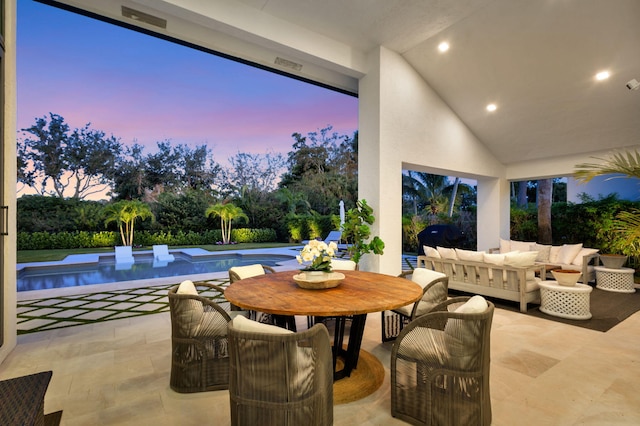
[538,281,592,320]
[594,266,635,293]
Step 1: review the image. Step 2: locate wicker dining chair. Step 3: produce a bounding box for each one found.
[168,280,240,393]
[228,319,333,426]
[381,268,449,342]
[391,296,495,426]
[228,264,297,330]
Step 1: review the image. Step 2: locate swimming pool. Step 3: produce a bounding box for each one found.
[17,251,295,292]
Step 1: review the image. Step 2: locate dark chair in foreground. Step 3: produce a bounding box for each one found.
[228,317,333,426]
[391,296,494,426]
[381,268,449,342]
[0,371,63,426]
[168,280,241,393]
[228,264,296,330]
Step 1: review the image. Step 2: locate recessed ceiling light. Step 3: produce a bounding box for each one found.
[595,71,610,81]
[486,104,497,112]
[438,42,450,52]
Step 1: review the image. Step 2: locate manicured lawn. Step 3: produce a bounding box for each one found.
[17,243,300,263]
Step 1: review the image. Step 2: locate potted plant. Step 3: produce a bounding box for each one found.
[341,199,385,265]
[575,150,640,270]
[296,240,338,275]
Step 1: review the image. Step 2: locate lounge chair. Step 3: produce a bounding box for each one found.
[114,246,135,264]
[302,230,343,246]
[153,244,175,262]
[323,230,342,244]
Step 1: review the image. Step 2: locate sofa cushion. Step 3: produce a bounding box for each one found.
[424,245,440,258]
[557,243,583,264]
[532,243,552,263]
[455,248,485,262]
[499,238,511,253]
[504,251,539,280]
[571,248,599,266]
[437,246,458,260]
[549,246,562,263]
[483,252,506,280]
[510,240,535,252]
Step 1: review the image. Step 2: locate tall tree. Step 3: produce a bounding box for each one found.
[537,179,553,244]
[279,127,357,215]
[18,113,121,199]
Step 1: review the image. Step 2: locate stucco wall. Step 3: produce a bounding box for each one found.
[0,0,17,365]
[359,47,510,273]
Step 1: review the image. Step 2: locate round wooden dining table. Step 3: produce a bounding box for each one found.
[224,269,422,380]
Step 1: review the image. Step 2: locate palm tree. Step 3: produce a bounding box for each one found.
[205,202,248,244]
[574,150,640,257]
[104,200,154,246]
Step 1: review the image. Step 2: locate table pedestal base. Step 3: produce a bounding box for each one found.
[333,349,384,404]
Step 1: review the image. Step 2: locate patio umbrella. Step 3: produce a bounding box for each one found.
[339,200,345,229]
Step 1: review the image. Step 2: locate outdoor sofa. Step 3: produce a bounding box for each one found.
[418,247,545,312]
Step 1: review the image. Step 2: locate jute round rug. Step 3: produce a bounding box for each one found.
[333,349,385,405]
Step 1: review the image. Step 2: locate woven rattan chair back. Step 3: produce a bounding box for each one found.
[228,322,333,426]
[381,268,449,342]
[226,264,295,329]
[168,283,232,393]
[391,296,494,426]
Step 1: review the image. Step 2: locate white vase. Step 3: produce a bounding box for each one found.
[304,271,329,279]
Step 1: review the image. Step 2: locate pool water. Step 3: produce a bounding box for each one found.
[17,253,294,292]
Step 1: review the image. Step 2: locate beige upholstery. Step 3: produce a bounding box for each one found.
[330,258,357,270]
[381,268,448,342]
[168,281,235,393]
[228,322,333,426]
[391,296,494,426]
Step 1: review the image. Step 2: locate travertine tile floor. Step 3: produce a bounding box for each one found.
[2,303,640,425]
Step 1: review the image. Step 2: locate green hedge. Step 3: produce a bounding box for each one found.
[17,228,277,250]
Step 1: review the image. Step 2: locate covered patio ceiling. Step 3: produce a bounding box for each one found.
[45,0,640,167]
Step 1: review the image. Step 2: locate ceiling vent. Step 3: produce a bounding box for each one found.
[121,6,167,29]
[275,57,303,72]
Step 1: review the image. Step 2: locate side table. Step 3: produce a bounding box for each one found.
[594,266,636,293]
[538,281,592,320]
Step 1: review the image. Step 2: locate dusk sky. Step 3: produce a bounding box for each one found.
[17,1,359,167]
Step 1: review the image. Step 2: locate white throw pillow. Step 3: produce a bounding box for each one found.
[232,315,293,335]
[455,248,485,262]
[177,279,198,295]
[532,243,551,263]
[455,295,488,314]
[510,240,535,252]
[437,246,458,260]
[557,243,583,264]
[499,238,511,253]
[424,245,441,258]
[571,248,599,266]
[549,246,562,263]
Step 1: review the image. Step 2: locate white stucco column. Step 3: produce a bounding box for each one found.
[476,177,510,251]
[0,0,18,364]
